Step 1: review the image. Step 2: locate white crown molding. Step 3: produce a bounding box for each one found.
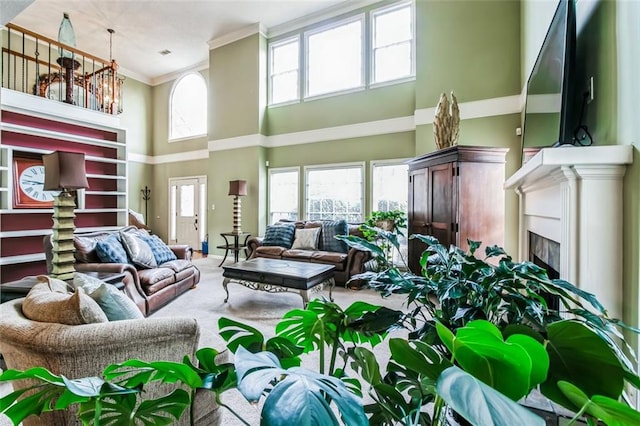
[1,88,121,129]
[414,94,521,126]
[208,23,266,50]
[118,66,153,86]
[149,60,210,87]
[140,94,524,161]
[208,134,266,152]
[127,152,153,164]
[267,116,414,147]
[267,0,377,38]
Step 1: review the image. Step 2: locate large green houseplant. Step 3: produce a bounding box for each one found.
[2,233,640,425]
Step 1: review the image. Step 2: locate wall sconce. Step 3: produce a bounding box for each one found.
[43,151,89,280]
[228,180,247,235]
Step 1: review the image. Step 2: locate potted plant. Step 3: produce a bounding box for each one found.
[2,235,640,425]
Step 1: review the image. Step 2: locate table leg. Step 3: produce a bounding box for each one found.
[223,277,231,302]
[328,277,335,302]
[218,234,231,267]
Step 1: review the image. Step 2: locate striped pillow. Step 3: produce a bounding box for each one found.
[263,223,296,248]
[321,220,349,253]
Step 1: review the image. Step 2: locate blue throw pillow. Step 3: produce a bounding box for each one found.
[139,234,178,265]
[263,222,296,248]
[321,220,349,253]
[95,235,129,264]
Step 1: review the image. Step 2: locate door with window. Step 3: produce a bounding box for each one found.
[169,177,207,248]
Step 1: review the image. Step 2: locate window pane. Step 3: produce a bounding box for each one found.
[269,170,299,223]
[199,183,206,242]
[272,40,299,73]
[170,185,177,241]
[272,71,299,104]
[374,6,412,47]
[374,43,412,83]
[372,164,408,212]
[170,73,207,140]
[307,20,362,97]
[306,166,363,221]
[180,184,195,217]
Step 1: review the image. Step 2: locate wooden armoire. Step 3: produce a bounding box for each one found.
[407,146,508,273]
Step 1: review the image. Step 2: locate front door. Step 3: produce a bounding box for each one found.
[169,177,206,248]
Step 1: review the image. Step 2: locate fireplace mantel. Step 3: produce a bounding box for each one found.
[505,145,633,318]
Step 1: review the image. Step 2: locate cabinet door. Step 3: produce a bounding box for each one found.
[428,162,455,248]
[408,168,428,273]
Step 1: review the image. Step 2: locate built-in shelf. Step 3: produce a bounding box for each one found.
[1,96,128,282]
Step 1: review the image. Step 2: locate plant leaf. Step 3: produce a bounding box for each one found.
[542,320,625,411]
[437,366,545,426]
[558,380,640,426]
[218,316,266,353]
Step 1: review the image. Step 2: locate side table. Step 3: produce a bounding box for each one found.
[217,232,251,267]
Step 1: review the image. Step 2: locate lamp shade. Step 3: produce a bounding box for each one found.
[228,180,247,196]
[43,151,89,190]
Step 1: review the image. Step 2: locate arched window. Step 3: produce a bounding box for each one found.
[169,72,207,140]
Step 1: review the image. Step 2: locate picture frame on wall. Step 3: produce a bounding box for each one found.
[12,155,56,208]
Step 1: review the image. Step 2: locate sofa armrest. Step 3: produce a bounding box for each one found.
[170,245,192,260]
[246,236,264,258]
[75,263,148,315]
[345,247,372,282]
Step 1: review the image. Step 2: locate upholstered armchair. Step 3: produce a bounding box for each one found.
[0,299,224,425]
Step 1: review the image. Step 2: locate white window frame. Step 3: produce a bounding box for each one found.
[268,35,301,106]
[369,0,416,88]
[303,13,366,100]
[169,72,208,142]
[304,162,365,222]
[370,159,409,213]
[268,166,300,223]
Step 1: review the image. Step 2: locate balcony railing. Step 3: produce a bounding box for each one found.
[2,23,123,115]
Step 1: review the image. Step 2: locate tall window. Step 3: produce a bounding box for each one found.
[269,37,299,105]
[169,72,207,140]
[371,162,408,212]
[268,0,414,105]
[305,164,364,222]
[306,17,363,98]
[269,168,299,223]
[372,2,414,84]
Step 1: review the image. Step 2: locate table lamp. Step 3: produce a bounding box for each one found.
[43,151,89,280]
[228,180,247,235]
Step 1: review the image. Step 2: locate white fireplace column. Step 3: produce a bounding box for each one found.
[505,146,633,319]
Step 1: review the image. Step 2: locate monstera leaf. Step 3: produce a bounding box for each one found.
[437,320,549,401]
[437,367,545,426]
[235,346,367,426]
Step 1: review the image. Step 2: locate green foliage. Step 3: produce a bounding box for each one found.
[234,346,368,426]
[362,210,407,240]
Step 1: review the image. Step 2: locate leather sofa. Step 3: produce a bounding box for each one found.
[43,226,200,316]
[246,220,371,287]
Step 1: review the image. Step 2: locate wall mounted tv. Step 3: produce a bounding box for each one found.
[521,0,580,161]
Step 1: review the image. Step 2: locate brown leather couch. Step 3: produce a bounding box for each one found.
[246,220,371,287]
[44,226,200,316]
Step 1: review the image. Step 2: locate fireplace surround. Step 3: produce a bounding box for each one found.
[505,145,633,318]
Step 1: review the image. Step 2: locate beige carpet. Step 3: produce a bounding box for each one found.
[153,257,408,425]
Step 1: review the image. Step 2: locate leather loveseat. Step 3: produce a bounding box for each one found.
[246,220,370,287]
[44,226,200,316]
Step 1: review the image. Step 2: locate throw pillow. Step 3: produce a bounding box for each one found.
[321,219,349,253]
[22,276,108,325]
[139,234,178,265]
[291,227,321,250]
[73,272,144,321]
[263,222,296,248]
[120,231,158,269]
[95,234,129,264]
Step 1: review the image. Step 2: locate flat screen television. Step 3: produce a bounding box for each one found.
[521,0,578,162]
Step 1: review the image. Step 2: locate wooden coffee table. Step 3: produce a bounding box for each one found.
[222,258,335,307]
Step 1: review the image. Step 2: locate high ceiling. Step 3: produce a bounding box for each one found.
[7,0,373,85]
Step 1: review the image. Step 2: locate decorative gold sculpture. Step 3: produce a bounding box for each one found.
[433,91,460,149]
